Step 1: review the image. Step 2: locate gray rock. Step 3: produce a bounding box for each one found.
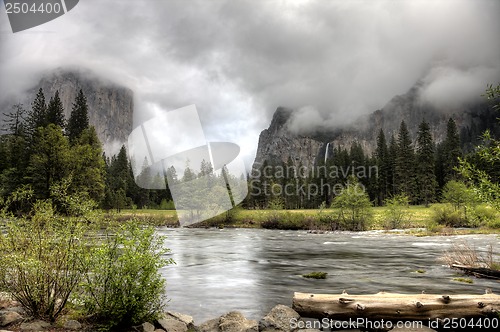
[154,330,166,332]
[0,311,22,327]
[198,312,257,332]
[4,306,26,315]
[164,311,195,327]
[198,318,220,332]
[19,320,51,330]
[63,320,82,330]
[219,311,257,332]
[157,318,187,332]
[142,322,156,332]
[259,305,301,332]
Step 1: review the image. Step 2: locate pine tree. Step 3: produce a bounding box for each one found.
[442,118,461,183]
[46,90,66,129]
[394,121,416,200]
[0,104,28,195]
[388,134,397,196]
[415,120,437,206]
[67,89,89,143]
[26,88,48,137]
[70,127,106,204]
[28,124,71,198]
[375,129,389,205]
[3,103,26,136]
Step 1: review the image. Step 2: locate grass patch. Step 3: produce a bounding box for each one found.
[452,277,474,284]
[302,271,328,279]
[112,204,500,233]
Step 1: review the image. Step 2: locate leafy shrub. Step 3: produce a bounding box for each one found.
[261,212,310,230]
[331,177,373,231]
[432,204,468,227]
[0,194,174,329]
[470,204,498,227]
[80,221,174,329]
[383,194,411,229]
[0,201,87,321]
[442,180,477,220]
[159,199,176,210]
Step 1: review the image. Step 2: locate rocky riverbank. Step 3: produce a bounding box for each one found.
[1,292,439,332]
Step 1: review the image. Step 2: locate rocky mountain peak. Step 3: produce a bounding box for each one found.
[2,68,134,156]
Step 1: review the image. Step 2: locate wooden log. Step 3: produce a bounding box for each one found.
[292,292,500,320]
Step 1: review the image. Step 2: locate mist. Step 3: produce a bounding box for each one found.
[1,0,499,164]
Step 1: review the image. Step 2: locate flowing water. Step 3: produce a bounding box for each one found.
[157,228,499,323]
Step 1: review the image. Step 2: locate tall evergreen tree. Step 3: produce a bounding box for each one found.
[394,121,416,200]
[26,88,48,137]
[442,118,461,183]
[415,120,437,206]
[375,129,389,205]
[0,104,28,195]
[28,124,71,198]
[387,134,397,196]
[3,103,26,136]
[46,90,66,129]
[70,127,106,204]
[67,89,89,143]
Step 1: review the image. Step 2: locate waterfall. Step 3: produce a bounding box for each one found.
[324,142,330,164]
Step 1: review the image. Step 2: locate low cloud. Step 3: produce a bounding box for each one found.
[1,0,499,162]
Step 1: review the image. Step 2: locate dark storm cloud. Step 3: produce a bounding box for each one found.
[1,0,499,162]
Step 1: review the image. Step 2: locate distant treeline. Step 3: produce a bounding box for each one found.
[2,87,499,214]
[246,117,500,209]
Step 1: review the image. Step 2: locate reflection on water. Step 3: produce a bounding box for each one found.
[157,228,499,323]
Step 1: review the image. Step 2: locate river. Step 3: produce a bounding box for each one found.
[157,228,499,323]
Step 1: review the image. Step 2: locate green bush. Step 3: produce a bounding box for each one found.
[383,194,411,229]
[470,204,498,227]
[261,212,311,230]
[80,221,175,329]
[159,199,176,210]
[0,201,87,321]
[0,194,174,329]
[432,204,468,227]
[331,177,373,231]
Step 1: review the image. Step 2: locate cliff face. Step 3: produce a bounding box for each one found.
[1,68,133,155]
[253,107,323,170]
[32,69,133,154]
[253,83,497,170]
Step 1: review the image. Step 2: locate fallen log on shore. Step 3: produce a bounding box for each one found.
[292,292,500,320]
[451,264,500,279]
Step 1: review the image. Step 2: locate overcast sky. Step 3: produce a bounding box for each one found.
[1,0,499,166]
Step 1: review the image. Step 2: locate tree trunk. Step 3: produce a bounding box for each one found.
[292,292,500,320]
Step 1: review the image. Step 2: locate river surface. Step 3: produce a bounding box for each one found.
[157,228,499,323]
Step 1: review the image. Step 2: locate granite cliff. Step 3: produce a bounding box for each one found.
[1,68,133,155]
[253,82,498,171]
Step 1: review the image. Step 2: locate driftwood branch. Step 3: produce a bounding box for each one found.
[292,292,500,320]
[451,264,500,279]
